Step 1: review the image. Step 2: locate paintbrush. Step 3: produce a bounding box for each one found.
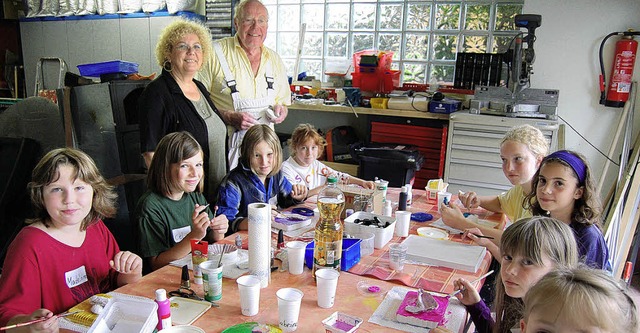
[0,311,82,331]
[459,232,495,240]
[448,270,495,298]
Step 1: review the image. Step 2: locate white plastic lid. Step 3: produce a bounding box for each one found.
[386,200,392,208]
[155,288,167,301]
[401,185,407,193]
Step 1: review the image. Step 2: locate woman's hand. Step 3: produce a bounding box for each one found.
[190,204,211,240]
[209,213,229,241]
[291,184,308,201]
[458,191,480,209]
[453,278,482,306]
[110,251,142,275]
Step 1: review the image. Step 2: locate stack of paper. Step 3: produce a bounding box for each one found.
[401,235,486,273]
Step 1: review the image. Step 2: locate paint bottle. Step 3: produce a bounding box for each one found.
[155,288,172,330]
[398,186,408,211]
[405,183,413,206]
[383,200,392,217]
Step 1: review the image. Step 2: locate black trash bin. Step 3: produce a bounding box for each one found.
[350,142,425,187]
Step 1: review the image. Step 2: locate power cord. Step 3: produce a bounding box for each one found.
[557,114,619,166]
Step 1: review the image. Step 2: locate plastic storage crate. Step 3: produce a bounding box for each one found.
[77,60,139,77]
[344,212,396,249]
[305,238,362,271]
[87,297,158,333]
[350,142,425,187]
[351,70,400,93]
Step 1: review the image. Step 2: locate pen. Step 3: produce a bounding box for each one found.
[448,270,495,298]
[0,311,81,331]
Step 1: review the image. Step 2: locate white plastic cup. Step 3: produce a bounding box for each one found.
[236,275,261,316]
[394,210,412,237]
[286,241,307,275]
[389,243,407,271]
[200,260,223,301]
[437,191,453,212]
[375,179,389,201]
[352,232,375,256]
[276,288,304,332]
[315,269,340,308]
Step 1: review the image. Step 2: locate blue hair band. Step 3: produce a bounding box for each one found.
[545,150,586,185]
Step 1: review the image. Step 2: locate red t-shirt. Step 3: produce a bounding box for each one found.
[0,221,120,326]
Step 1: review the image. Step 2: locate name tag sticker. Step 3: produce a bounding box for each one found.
[65,266,88,288]
[172,225,192,243]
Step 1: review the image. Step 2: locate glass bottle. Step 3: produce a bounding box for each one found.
[312,176,345,278]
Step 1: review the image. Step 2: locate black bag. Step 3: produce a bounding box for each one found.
[325,126,360,164]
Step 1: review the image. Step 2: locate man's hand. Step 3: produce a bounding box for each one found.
[221,109,259,130]
[272,104,288,124]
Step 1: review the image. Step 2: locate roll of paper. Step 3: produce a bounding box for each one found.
[248,203,272,288]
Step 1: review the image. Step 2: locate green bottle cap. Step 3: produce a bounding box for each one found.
[327,176,338,183]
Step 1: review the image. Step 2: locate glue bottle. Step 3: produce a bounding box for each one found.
[155,288,172,330]
[405,183,413,206]
[383,200,393,217]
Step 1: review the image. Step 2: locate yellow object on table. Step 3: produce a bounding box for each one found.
[370,97,389,109]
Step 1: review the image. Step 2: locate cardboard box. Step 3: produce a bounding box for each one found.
[338,184,383,217]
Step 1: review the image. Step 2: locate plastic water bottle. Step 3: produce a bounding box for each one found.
[155,289,172,330]
[313,176,345,278]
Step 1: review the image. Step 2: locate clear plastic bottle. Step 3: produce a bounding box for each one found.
[155,288,172,330]
[312,176,345,278]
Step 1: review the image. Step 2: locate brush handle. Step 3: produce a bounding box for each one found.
[448,270,495,298]
[0,311,80,331]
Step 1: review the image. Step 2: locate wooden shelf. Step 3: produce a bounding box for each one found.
[289,103,450,120]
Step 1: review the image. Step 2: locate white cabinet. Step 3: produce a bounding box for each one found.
[444,112,559,196]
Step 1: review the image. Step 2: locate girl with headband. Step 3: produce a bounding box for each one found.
[524,150,611,270]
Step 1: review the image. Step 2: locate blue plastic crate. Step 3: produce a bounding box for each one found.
[304,238,361,271]
[77,60,139,77]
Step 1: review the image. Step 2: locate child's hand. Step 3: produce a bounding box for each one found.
[440,203,469,230]
[458,190,480,209]
[191,204,211,240]
[453,278,481,306]
[210,214,229,241]
[18,309,57,333]
[362,180,375,190]
[291,184,308,201]
[431,327,454,333]
[110,251,142,275]
[462,228,493,247]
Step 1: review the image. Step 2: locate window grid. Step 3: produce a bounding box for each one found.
[264,0,523,85]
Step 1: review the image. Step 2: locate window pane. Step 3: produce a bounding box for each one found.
[303,4,325,30]
[283,59,296,77]
[379,4,404,30]
[435,4,460,30]
[432,63,455,82]
[353,3,376,30]
[464,4,490,30]
[404,33,429,60]
[403,62,426,83]
[353,34,375,52]
[279,0,300,4]
[492,35,515,53]
[301,59,322,78]
[379,33,401,59]
[327,33,349,57]
[327,4,350,30]
[462,35,487,53]
[278,32,300,57]
[432,34,457,60]
[495,4,522,31]
[406,3,431,30]
[265,34,276,51]
[303,32,324,56]
[279,5,300,31]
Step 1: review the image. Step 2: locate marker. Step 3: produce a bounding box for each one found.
[448,270,495,298]
[623,261,633,285]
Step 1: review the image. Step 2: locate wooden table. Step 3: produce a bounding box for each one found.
[112,189,504,332]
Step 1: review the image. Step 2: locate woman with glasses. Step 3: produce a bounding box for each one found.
[139,18,228,202]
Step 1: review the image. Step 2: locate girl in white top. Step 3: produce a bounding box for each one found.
[282,123,375,197]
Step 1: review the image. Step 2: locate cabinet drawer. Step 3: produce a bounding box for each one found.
[447,162,510,187]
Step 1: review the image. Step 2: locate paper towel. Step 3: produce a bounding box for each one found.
[248,203,272,288]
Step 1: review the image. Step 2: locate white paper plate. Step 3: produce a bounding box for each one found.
[160,325,206,333]
[416,227,449,240]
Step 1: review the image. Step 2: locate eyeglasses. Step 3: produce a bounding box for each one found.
[241,17,268,27]
[174,43,203,53]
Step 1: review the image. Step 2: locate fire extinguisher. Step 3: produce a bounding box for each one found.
[599,30,640,107]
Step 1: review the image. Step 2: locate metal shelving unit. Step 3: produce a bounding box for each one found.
[205,0,234,40]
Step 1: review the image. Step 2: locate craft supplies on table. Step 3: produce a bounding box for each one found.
[344,211,396,249]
